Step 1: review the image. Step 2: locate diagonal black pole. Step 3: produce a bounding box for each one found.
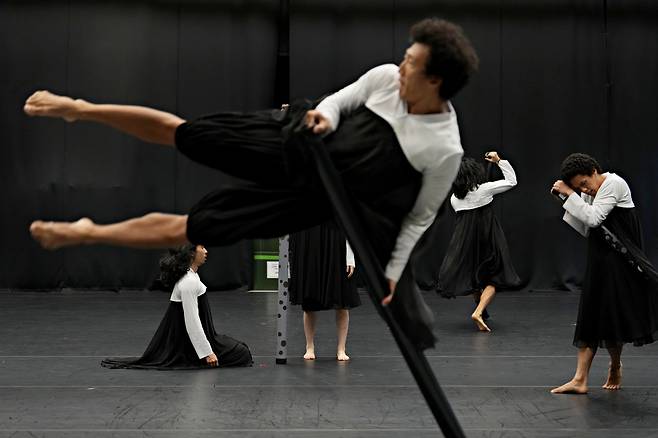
[306,138,466,438]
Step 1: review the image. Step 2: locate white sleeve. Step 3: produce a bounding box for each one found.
[180,279,213,359]
[562,210,590,237]
[562,182,620,228]
[385,150,463,282]
[345,240,355,267]
[477,160,517,197]
[315,64,396,133]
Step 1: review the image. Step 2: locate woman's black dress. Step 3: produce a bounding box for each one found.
[289,221,360,312]
[101,294,252,370]
[574,206,658,348]
[437,203,521,298]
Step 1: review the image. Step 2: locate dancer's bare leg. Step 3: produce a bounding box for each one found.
[30,213,188,250]
[472,285,495,332]
[473,289,490,320]
[336,309,350,361]
[551,346,596,394]
[303,311,317,360]
[603,344,623,390]
[24,90,184,146]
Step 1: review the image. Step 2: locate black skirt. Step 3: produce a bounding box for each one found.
[436,204,521,298]
[574,207,658,348]
[101,294,253,370]
[289,221,361,312]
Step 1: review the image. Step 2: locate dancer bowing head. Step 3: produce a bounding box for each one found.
[102,244,252,369]
[550,153,658,394]
[435,151,521,332]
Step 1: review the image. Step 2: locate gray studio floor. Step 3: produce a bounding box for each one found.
[1,289,658,438]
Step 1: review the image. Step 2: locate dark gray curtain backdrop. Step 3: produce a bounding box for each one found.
[1,1,656,291]
[0,0,279,290]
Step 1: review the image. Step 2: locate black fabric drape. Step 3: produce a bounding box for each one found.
[296,124,465,437]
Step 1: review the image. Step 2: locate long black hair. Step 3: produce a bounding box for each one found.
[159,244,196,290]
[452,157,487,199]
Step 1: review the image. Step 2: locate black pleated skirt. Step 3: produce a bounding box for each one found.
[289,221,360,312]
[574,207,658,348]
[436,204,521,298]
[101,294,253,370]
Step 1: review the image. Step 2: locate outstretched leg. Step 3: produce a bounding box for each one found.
[603,344,623,390]
[303,311,317,360]
[30,213,188,250]
[336,309,350,361]
[551,346,596,394]
[472,285,495,332]
[24,90,184,146]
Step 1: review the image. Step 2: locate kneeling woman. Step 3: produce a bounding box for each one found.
[102,244,253,369]
[551,153,658,393]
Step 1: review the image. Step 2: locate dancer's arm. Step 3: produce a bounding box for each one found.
[179,276,214,361]
[562,180,623,228]
[346,240,355,278]
[309,64,397,134]
[385,149,463,284]
[478,159,517,196]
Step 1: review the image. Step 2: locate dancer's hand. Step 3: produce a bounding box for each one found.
[305,110,332,134]
[551,180,574,196]
[205,353,218,367]
[484,151,500,163]
[346,265,355,278]
[381,279,396,306]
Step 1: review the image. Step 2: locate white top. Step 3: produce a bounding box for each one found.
[562,172,635,237]
[170,270,212,359]
[345,241,355,266]
[450,160,517,212]
[316,64,464,281]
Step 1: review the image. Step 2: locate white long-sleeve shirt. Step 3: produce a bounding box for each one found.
[316,64,463,281]
[170,270,212,359]
[346,241,355,267]
[450,160,517,212]
[562,173,634,237]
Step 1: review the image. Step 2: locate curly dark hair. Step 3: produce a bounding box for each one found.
[452,157,487,199]
[159,244,197,290]
[410,18,479,100]
[560,153,603,186]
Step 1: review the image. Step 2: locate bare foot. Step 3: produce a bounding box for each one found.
[303,349,315,360]
[24,90,82,122]
[551,379,588,394]
[337,351,350,361]
[471,312,491,332]
[29,218,94,249]
[603,363,622,390]
[381,292,394,306]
